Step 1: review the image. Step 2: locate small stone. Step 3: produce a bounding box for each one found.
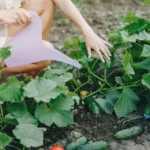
[136,136,144,144]
[72,131,82,139]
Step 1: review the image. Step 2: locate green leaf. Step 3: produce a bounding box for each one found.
[95,98,114,114]
[106,90,121,105]
[0,133,12,149]
[121,51,135,75]
[138,30,150,41]
[65,92,80,105]
[115,77,124,86]
[7,102,26,117]
[114,87,140,118]
[35,94,74,127]
[0,77,22,102]
[68,50,81,60]
[3,114,18,126]
[142,0,150,6]
[13,124,44,148]
[17,112,38,126]
[108,31,122,42]
[141,44,150,57]
[120,30,150,43]
[44,73,73,85]
[125,19,148,34]
[0,46,11,60]
[64,36,79,49]
[120,31,137,42]
[123,12,140,23]
[133,57,150,70]
[23,77,61,103]
[142,73,150,89]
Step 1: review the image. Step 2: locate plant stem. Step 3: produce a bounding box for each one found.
[8,145,22,150]
[0,105,3,118]
[75,80,89,92]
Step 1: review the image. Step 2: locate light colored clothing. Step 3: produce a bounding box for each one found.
[0,0,26,46]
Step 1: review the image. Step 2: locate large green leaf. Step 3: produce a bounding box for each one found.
[35,94,74,127]
[114,87,140,118]
[44,72,73,85]
[142,73,150,89]
[120,31,137,42]
[0,132,12,149]
[125,19,148,34]
[95,98,113,114]
[17,112,38,126]
[141,44,150,57]
[13,124,44,148]
[0,77,22,102]
[121,51,135,75]
[106,90,121,105]
[23,77,61,103]
[7,102,26,117]
[121,30,150,43]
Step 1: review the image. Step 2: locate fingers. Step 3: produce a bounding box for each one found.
[22,9,32,22]
[95,48,105,62]
[86,45,92,58]
[103,44,111,57]
[12,9,32,26]
[104,40,113,47]
[100,45,110,60]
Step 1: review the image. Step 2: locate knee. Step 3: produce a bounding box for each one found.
[34,60,51,69]
[40,60,51,68]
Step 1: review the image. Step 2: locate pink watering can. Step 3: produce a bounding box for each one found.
[3,11,81,69]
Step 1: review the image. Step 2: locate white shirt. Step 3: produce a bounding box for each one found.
[0,0,25,46]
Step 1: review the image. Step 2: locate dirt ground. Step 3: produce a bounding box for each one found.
[36,0,150,150]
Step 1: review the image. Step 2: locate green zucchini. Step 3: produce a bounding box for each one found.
[65,136,87,150]
[84,97,101,115]
[76,141,107,150]
[115,126,144,140]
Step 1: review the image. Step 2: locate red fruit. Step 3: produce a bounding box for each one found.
[50,146,64,150]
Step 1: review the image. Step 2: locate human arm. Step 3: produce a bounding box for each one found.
[52,0,112,62]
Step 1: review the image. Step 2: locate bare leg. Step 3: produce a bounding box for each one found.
[3,0,56,75]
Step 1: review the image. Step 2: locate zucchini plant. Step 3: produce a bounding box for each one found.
[65,12,150,118]
[0,48,79,149]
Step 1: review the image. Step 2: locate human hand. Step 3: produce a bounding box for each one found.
[83,29,112,62]
[0,8,31,26]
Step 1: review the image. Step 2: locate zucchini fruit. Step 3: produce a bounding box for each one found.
[65,136,87,150]
[84,97,101,115]
[115,126,144,140]
[76,141,107,150]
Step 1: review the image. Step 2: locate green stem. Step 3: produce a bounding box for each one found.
[0,105,3,118]
[75,80,89,92]
[82,88,102,100]
[8,145,22,150]
[107,68,122,78]
[91,59,98,71]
